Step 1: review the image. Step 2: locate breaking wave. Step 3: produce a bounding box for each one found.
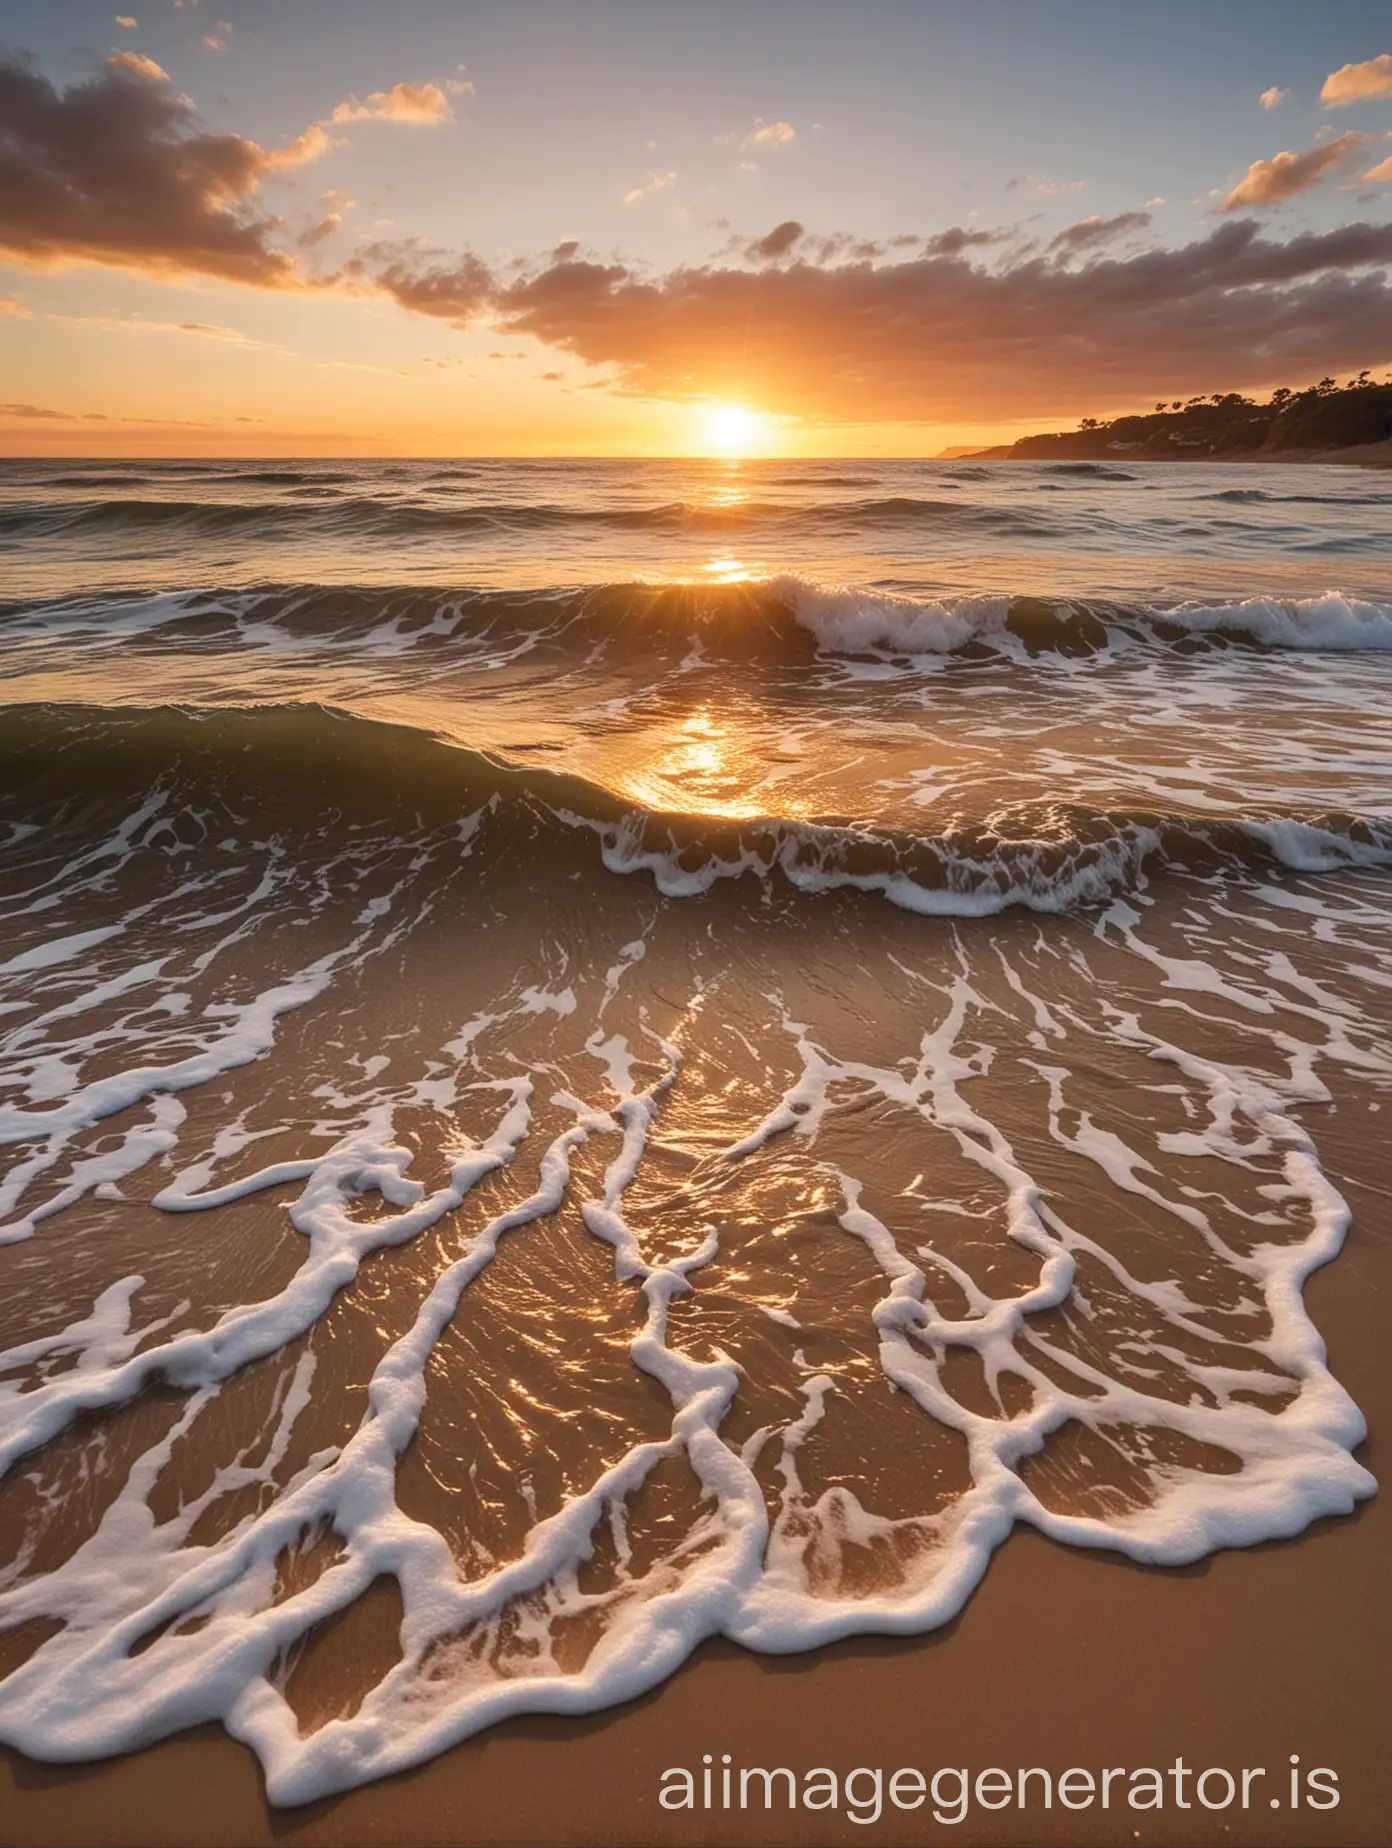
[4,703,1389,921]
[6,576,1392,666]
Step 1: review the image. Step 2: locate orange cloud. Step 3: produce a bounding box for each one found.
[745,118,795,147]
[1222,132,1368,209]
[1321,54,1392,106]
[262,122,341,170]
[329,81,461,125]
[1259,87,1288,109]
[104,49,169,82]
[474,219,1392,423]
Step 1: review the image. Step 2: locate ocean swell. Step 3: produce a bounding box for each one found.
[3,703,1388,922]
[6,577,1392,668]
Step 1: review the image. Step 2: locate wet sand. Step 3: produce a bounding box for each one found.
[2,541,1390,1841]
[0,1125,1384,1848]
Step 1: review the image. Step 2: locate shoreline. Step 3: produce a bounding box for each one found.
[1,1111,1385,1848]
[959,440,1392,469]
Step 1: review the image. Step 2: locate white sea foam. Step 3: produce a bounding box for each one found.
[768,575,1014,655]
[565,806,1392,920]
[768,574,1392,658]
[0,868,1383,1800]
[1165,593,1392,651]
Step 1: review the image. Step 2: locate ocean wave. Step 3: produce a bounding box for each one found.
[776,579,1392,655]
[7,576,1392,665]
[0,491,1064,546]
[1041,462,1138,480]
[3,704,1388,920]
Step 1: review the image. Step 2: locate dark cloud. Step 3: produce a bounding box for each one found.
[921,225,1014,258]
[479,218,1392,421]
[298,213,342,248]
[350,239,493,323]
[0,401,77,419]
[0,51,314,284]
[748,219,804,261]
[1048,210,1152,253]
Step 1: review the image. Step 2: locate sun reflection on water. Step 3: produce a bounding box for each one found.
[614,704,776,820]
[703,554,758,583]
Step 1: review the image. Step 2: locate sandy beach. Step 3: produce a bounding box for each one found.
[2,1151,1385,1848]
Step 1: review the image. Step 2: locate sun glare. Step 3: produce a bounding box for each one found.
[699,402,767,455]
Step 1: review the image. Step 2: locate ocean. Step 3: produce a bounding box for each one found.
[0,454,1389,1802]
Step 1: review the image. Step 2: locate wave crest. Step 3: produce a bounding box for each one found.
[3,704,1388,920]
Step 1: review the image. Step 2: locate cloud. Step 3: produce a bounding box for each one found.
[1026,175,1085,196]
[719,118,797,152]
[114,15,137,27]
[623,170,677,205]
[1259,87,1288,109]
[744,118,795,148]
[262,122,341,170]
[299,214,342,247]
[105,49,169,82]
[0,295,28,316]
[466,217,1392,423]
[0,51,331,285]
[0,402,78,419]
[1223,131,1369,208]
[352,241,493,323]
[1321,54,1392,107]
[1366,151,1392,182]
[921,225,1013,257]
[329,81,462,125]
[1049,210,1152,253]
[34,310,276,350]
[201,21,231,51]
[748,219,804,260]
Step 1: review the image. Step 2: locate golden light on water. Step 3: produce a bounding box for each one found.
[615,705,775,820]
[704,554,758,583]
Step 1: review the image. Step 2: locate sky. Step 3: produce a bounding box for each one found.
[1,0,1391,456]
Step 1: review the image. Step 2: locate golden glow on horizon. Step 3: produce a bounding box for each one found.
[698,402,772,456]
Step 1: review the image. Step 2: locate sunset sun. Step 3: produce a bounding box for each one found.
[699,402,768,455]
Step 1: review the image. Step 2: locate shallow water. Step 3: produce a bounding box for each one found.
[0,457,1387,1800]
